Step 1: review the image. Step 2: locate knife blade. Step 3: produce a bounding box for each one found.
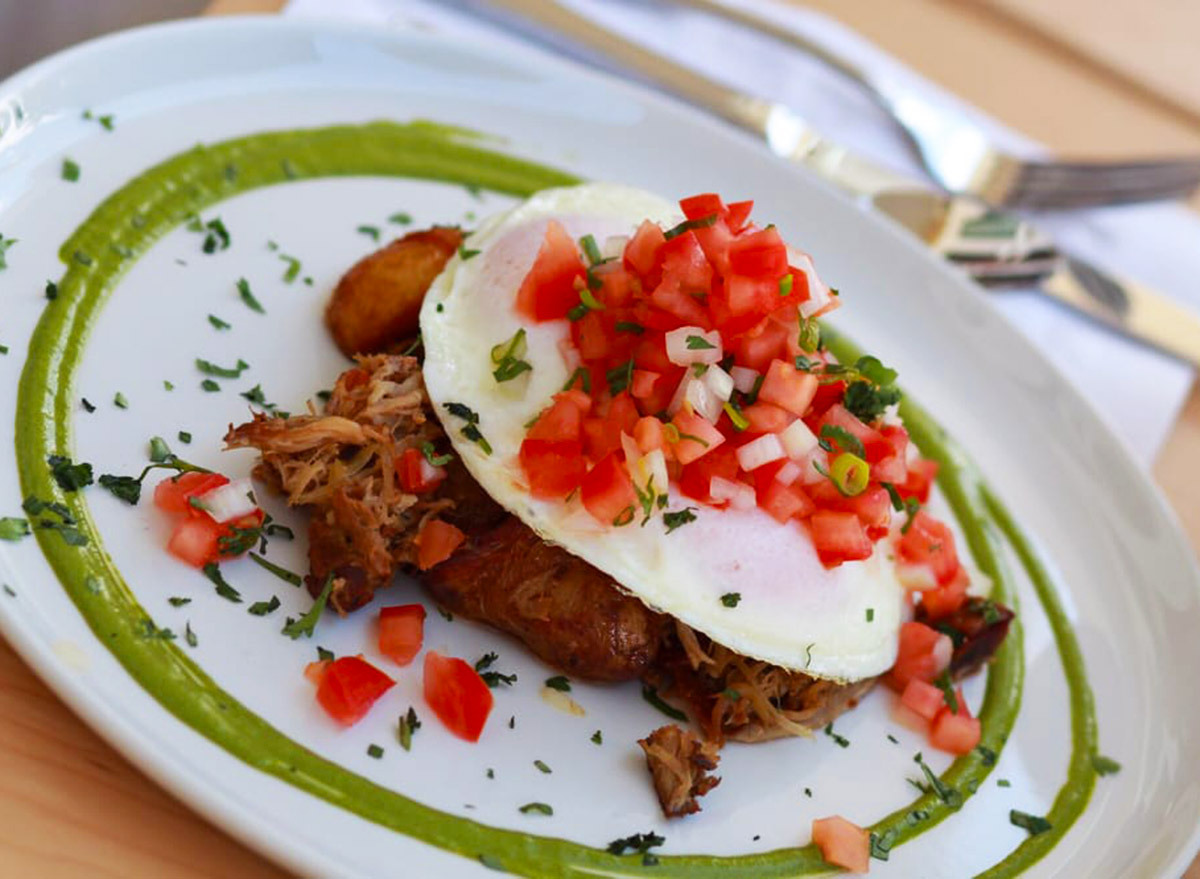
[472,0,1200,366]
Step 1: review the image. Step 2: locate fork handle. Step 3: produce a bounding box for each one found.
[1041,259,1200,367]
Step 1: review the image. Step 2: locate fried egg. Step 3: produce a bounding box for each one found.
[420,183,903,681]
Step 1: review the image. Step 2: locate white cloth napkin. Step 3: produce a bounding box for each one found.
[286,0,1199,465]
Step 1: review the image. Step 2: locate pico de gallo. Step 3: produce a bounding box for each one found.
[514,193,987,751]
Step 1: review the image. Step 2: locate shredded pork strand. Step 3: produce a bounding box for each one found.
[224,354,451,612]
[638,725,722,818]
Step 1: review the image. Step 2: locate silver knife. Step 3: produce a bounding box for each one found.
[466,0,1200,367]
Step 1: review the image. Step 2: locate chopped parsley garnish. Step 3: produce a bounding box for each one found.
[444,402,492,455]
[976,745,997,767]
[0,235,15,270]
[1093,754,1121,776]
[913,752,963,809]
[202,563,242,603]
[591,730,603,745]
[281,572,333,639]
[866,607,875,622]
[720,592,741,608]
[869,828,898,862]
[43,279,59,302]
[278,254,301,283]
[113,392,129,409]
[888,733,900,744]
[367,744,384,759]
[561,367,591,394]
[824,722,850,748]
[544,675,571,692]
[0,344,7,355]
[23,495,87,546]
[200,379,220,393]
[615,320,645,335]
[61,158,81,182]
[82,110,115,131]
[0,518,31,541]
[137,618,176,641]
[641,683,687,722]
[187,216,230,254]
[80,398,95,413]
[236,277,265,313]
[843,380,901,423]
[997,778,1011,788]
[177,431,192,444]
[685,334,715,350]
[317,646,335,662]
[458,246,480,260]
[168,597,191,607]
[163,380,175,391]
[73,249,93,267]
[356,225,381,241]
[248,552,301,586]
[606,831,665,867]
[388,212,412,225]
[533,759,552,774]
[48,455,93,492]
[797,317,820,353]
[475,652,517,688]
[208,313,233,332]
[97,474,142,505]
[248,596,281,616]
[195,357,250,379]
[803,787,813,798]
[397,707,421,751]
[662,507,698,533]
[605,358,634,396]
[518,802,553,816]
[1010,810,1052,836]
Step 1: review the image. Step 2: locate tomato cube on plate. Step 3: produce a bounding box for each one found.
[316,656,395,727]
[520,438,586,499]
[378,604,426,666]
[424,651,494,742]
[153,471,229,515]
[580,452,638,525]
[931,707,982,755]
[515,220,585,322]
[811,815,870,873]
[810,510,873,567]
[900,678,946,721]
[415,519,465,571]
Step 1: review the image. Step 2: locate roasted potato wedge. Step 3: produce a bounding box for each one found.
[325,226,463,357]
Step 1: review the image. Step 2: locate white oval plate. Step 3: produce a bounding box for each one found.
[0,18,1198,879]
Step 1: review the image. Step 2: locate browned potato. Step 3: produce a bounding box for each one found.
[325,226,463,357]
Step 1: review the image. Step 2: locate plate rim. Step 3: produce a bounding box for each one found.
[0,13,1198,879]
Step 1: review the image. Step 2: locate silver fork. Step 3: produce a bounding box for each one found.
[680,0,1200,209]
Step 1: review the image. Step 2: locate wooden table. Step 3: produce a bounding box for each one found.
[3,0,1198,875]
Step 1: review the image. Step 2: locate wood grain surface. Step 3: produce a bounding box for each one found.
[1,0,1196,876]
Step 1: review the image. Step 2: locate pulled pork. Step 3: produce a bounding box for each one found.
[638,725,721,818]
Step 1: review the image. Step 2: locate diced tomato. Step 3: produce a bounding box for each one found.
[678,444,740,504]
[520,438,586,499]
[897,512,960,585]
[397,447,447,494]
[899,458,939,503]
[527,393,588,442]
[759,359,818,416]
[154,471,229,515]
[811,816,870,873]
[885,621,953,691]
[580,452,638,525]
[931,706,982,755]
[807,379,846,420]
[582,393,640,461]
[679,192,725,221]
[670,410,726,465]
[810,510,873,566]
[723,274,778,317]
[415,519,465,571]
[724,200,754,232]
[166,515,223,567]
[741,403,790,435]
[920,565,970,619]
[659,231,713,293]
[838,484,892,538]
[633,333,674,373]
[633,416,667,454]
[623,219,666,277]
[316,656,395,726]
[731,319,788,371]
[378,604,426,666]
[818,404,890,461]
[650,278,710,327]
[630,369,661,400]
[592,262,635,307]
[515,220,585,322]
[901,678,946,721]
[423,651,494,742]
[304,660,330,686]
[757,479,815,524]
[573,310,609,361]
[728,227,788,277]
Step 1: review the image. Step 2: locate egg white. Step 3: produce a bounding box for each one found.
[420,183,903,681]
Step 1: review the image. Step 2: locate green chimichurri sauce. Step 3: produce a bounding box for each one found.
[14,120,1097,877]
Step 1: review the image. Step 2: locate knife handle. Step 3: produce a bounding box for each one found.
[1041,258,1200,366]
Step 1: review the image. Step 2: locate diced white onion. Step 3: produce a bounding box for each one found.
[198,478,258,524]
[557,337,581,373]
[702,364,735,402]
[730,366,760,394]
[667,372,691,416]
[736,433,786,471]
[685,378,723,423]
[417,456,445,486]
[896,562,939,593]
[793,252,833,318]
[665,326,723,366]
[641,449,669,496]
[780,418,818,459]
[931,634,954,675]
[710,476,755,510]
[775,460,803,486]
[801,448,829,485]
[602,235,629,260]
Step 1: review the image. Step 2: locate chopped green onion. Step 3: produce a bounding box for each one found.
[723,401,749,431]
[829,452,869,497]
[579,233,603,265]
[663,214,717,240]
[236,277,265,313]
[490,328,527,364]
[519,802,553,816]
[778,274,793,296]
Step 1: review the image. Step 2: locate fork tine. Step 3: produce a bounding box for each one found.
[1003,157,1200,209]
